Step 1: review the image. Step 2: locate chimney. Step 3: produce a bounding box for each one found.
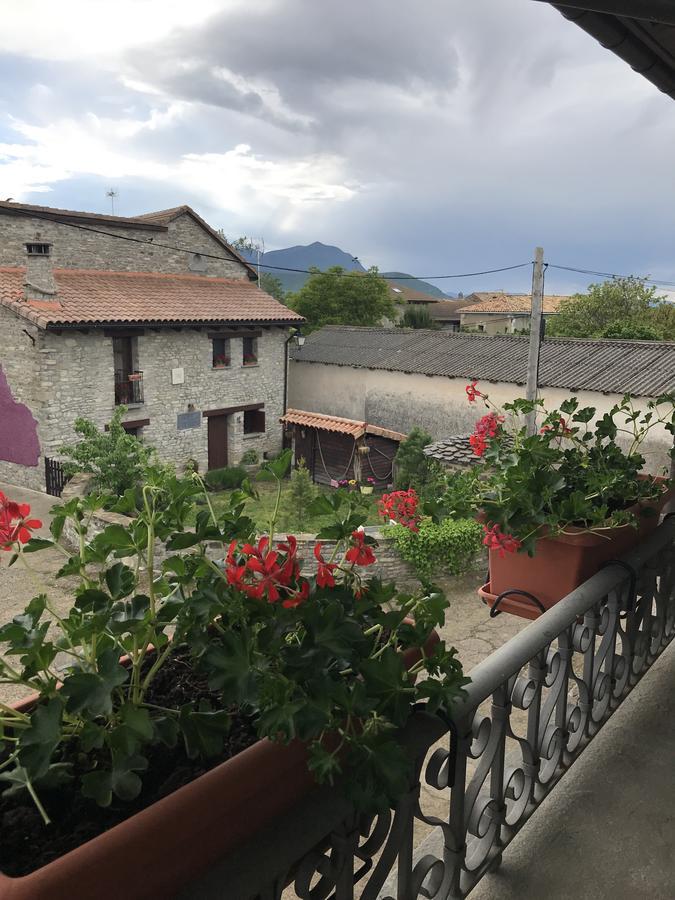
[23,238,57,300]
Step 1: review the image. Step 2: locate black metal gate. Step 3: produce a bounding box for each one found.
[44,457,68,497]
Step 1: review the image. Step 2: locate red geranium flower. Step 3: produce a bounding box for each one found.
[470,412,504,456]
[225,535,302,604]
[282,579,310,609]
[313,542,337,588]
[345,530,376,567]
[378,489,420,531]
[482,523,521,558]
[0,492,42,551]
[465,380,483,403]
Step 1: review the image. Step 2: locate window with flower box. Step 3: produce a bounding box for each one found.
[212,338,231,369]
[242,336,258,366]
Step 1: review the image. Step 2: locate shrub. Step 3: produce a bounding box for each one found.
[394,427,446,500]
[204,466,248,491]
[59,407,153,495]
[288,457,315,527]
[240,449,260,466]
[390,517,483,582]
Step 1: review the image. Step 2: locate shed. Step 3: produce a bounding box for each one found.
[280,409,406,486]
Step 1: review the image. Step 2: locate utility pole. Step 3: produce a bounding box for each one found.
[525,246,545,435]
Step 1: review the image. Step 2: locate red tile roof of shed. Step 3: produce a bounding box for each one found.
[281,409,406,441]
[0,267,303,329]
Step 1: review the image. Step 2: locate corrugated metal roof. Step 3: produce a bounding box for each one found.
[290,326,675,396]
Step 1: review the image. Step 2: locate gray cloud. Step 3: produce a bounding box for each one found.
[4,0,675,294]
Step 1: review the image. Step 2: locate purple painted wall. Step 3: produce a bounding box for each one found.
[0,366,40,466]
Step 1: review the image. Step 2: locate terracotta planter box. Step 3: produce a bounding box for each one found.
[1,629,439,899]
[483,481,672,619]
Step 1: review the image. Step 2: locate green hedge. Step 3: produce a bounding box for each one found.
[204,466,248,491]
[390,518,483,581]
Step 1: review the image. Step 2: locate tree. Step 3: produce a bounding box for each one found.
[288,457,315,528]
[60,407,154,495]
[286,266,394,332]
[400,305,436,329]
[393,427,446,500]
[259,272,285,301]
[547,276,671,340]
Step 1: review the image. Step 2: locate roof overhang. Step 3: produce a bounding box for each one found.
[536,1,675,100]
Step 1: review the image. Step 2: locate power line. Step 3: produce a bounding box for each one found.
[6,205,675,289]
[3,206,530,282]
[547,263,675,289]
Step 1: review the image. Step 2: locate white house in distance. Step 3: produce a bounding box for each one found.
[457,292,569,334]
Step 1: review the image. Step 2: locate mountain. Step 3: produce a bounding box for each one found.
[243,242,365,294]
[241,242,455,298]
[382,272,455,299]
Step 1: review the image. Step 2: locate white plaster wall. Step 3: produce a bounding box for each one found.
[288,361,672,472]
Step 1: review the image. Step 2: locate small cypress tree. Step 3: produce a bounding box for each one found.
[289,457,316,528]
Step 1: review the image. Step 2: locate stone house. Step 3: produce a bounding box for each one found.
[0,201,302,492]
[288,326,675,470]
[457,292,569,334]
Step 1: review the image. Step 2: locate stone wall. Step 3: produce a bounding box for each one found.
[288,361,673,472]
[0,306,47,490]
[0,210,247,279]
[36,325,288,476]
[60,477,419,588]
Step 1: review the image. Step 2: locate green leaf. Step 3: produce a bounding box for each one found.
[154,715,179,748]
[61,649,128,717]
[17,698,63,778]
[105,563,136,600]
[21,538,55,553]
[178,705,231,759]
[119,703,154,741]
[111,753,148,801]
[81,770,113,807]
[205,633,256,702]
[109,595,150,634]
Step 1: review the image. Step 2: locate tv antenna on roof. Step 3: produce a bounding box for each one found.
[106,188,118,215]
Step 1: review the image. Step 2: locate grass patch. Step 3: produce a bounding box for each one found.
[203,481,384,533]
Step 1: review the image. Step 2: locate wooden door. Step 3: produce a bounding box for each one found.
[207,415,228,470]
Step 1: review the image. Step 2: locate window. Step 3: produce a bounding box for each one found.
[244,409,265,434]
[212,337,231,368]
[25,242,51,256]
[242,336,258,366]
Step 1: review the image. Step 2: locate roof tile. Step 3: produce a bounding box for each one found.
[0,267,303,328]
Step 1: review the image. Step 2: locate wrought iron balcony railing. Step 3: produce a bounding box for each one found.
[175,516,675,899]
[114,370,144,406]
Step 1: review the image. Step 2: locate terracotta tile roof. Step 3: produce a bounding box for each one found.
[281,409,367,438]
[280,409,405,442]
[0,200,165,231]
[457,293,569,314]
[0,267,303,329]
[385,280,440,304]
[290,326,675,396]
[428,299,478,320]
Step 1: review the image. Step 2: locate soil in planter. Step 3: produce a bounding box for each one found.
[0,650,258,878]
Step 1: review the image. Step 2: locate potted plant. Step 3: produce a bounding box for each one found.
[0,459,465,899]
[360,477,376,495]
[434,384,674,618]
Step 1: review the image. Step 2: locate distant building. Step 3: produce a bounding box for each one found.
[457,292,570,334]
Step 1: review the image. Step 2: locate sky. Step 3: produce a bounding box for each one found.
[1,0,674,297]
